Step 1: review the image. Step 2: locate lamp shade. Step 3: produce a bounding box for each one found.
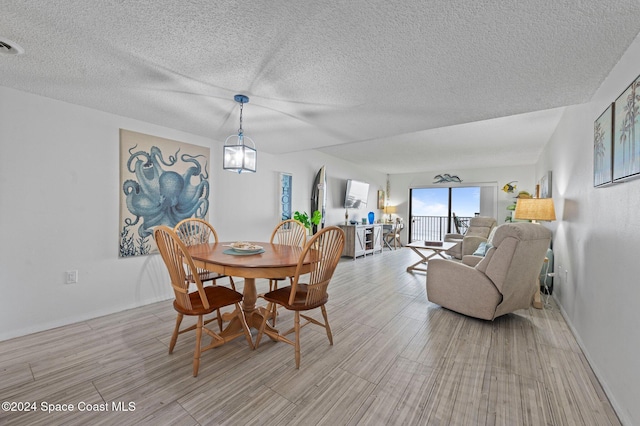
[384,205,397,214]
[514,198,556,221]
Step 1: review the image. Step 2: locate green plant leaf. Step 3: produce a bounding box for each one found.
[293,211,311,229]
[293,210,322,229]
[311,210,322,225]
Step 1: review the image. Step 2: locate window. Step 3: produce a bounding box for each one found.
[408,184,496,242]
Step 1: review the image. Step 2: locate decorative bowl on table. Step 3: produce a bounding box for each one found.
[228,242,263,253]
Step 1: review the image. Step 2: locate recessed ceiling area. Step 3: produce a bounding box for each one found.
[1,1,640,173]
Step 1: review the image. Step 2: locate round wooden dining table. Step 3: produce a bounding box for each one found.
[186,242,313,334]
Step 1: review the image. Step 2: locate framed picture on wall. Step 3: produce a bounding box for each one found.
[279,172,292,222]
[613,76,640,182]
[594,103,614,187]
[377,190,385,209]
[539,171,552,198]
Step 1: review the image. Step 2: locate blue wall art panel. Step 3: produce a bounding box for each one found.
[280,172,292,222]
[119,129,210,257]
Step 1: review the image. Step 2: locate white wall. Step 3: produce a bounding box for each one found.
[535,34,640,425]
[0,87,190,340]
[0,86,384,341]
[212,149,387,242]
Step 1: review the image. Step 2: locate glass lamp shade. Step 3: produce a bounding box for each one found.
[223,134,256,173]
[514,198,556,222]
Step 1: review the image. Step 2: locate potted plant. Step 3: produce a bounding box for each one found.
[293,210,322,234]
[505,190,532,222]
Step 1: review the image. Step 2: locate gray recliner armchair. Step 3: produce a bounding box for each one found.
[426,223,552,320]
[444,216,497,259]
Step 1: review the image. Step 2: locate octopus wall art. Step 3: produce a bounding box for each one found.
[119,129,210,257]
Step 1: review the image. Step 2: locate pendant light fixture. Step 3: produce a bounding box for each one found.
[223,94,257,173]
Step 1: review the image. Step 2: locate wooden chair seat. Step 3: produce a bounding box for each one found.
[263,284,328,311]
[173,286,243,316]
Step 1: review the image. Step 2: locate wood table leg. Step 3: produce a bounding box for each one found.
[406,248,444,273]
[222,277,278,337]
[406,259,428,272]
[407,249,429,272]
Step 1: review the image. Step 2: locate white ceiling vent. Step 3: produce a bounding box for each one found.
[0,38,25,55]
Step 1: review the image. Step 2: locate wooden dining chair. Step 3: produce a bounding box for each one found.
[267,219,307,325]
[154,226,253,377]
[269,219,307,259]
[383,219,404,250]
[255,226,345,368]
[174,218,236,331]
[174,218,236,289]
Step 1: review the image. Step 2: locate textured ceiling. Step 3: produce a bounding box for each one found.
[2,0,640,174]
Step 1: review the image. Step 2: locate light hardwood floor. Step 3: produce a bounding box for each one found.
[0,248,620,425]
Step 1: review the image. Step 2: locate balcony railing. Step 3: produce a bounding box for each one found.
[410,215,472,242]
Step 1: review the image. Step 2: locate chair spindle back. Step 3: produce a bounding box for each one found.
[154,225,208,311]
[291,226,345,306]
[270,219,307,247]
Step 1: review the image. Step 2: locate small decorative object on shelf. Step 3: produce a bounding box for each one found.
[368,211,375,224]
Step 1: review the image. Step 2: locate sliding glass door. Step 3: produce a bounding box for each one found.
[409,184,496,243]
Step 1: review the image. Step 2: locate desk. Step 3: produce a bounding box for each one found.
[187,242,313,333]
[382,224,403,250]
[406,241,456,273]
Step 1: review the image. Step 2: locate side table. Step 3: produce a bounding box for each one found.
[406,241,457,273]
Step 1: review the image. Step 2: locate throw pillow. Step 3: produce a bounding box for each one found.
[473,242,487,256]
[472,241,493,256]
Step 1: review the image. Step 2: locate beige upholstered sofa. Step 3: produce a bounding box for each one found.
[426,222,551,320]
[444,216,497,259]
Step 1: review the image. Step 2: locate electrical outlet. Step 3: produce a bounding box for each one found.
[65,270,78,284]
[557,265,562,282]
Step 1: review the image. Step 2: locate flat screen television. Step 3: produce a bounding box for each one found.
[344,179,369,209]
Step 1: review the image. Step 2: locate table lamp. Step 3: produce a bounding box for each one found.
[384,205,397,222]
[514,198,556,223]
